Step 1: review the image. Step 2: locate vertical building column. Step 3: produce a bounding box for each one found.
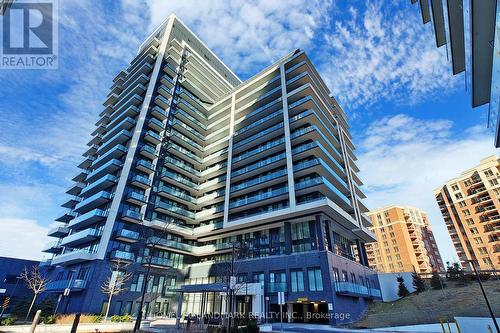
[356,239,369,267]
[97,17,175,260]
[284,222,292,255]
[222,93,236,227]
[315,215,325,251]
[279,64,296,209]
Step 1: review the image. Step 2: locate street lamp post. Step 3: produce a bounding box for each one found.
[468,260,499,333]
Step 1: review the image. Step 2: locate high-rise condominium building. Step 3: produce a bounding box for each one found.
[365,205,444,274]
[40,14,378,325]
[435,155,500,271]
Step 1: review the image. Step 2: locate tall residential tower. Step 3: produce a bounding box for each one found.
[41,14,378,325]
[435,155,500,271]
[365,205,444,274]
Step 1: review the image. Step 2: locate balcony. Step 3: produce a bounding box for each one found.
[72,169,90,183]
[136,159,155,173]
[139,145,159,159]
[157,185,197,204]
[144,130,162,145]
[51,248,98,265]
[66,182,86,196]
[91,144,127,169]
[42,241,62,254]
[46,279,87,291]
[102,117,136,143]
[130,174,152,189]
[110,250,135,262]
[148,117,165,132]
[154,94,171,110]
[60,228,102,247]
[229,186,288,210]
[165,156,200,177]
[121,209,143,222]
[125,191,148,205]
[74,191,113,214]
[138,256,172,268]
[151,106,168,121]
[97,130,132,155]
[114,229,140,242]
[55,210,77,223]
[86,159,122,183]
[80,174,118,197]
[68,208,109,229]
[61,196,82,209]
[154,200,195,219]
[161,170,199,191]
[47,225,70,237]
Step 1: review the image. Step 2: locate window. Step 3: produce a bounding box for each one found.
[478,247,488,255]
[455,193,463,199]
[389,232,395,238]
[290,270,304,292]
[395,254,401,260]
[458,202,467,208]
[462,209,470,216]
[397,262,403,269]
[470,227,479,235]
[308,268,323,291]
[484,170,494,177]
[237,274,247,283]
[451,184,459,191]
[466,218,474,226]
[483,257,493,265]
[123,301,132,315]
[130,274,144,292]
[489,179,498,186]
[342,270,348,282]
[253,272,264,284]
[474,237,484,245]
[269,271,286,292]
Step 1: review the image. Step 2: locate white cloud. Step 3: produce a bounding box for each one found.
[0,218,49,261]
[321,1,459,111]
[358,114,498,264]
[135,0,331,77]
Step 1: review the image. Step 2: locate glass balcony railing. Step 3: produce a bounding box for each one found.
[158,185,196,203]
[139,256,172,267]
[245,97,282,120]
[294,158,348,191]
[74,191,113,212]
[295,177,351,206]
[232,137,285,163]
[232,152,286,177]
[110,250,136,261]
[140,144,159,157]
[165,156,200,176]
[86,159,122,182]
[235,108,283,136]
[148,117,165,129]
[231,168,287,192]
[170,119,205,141]
[115,228,140,241]
[151,106,168,119]
[145,130,162,142]
[126,191,147,202]
[130,174,152,186]
[80,174,118,196]
[91,145,127,169]
[136,159,155,171]
[230,186,288,209]
[178,98,207,120]
[167,143,202,163]
[155,200,195,219]
[171,131,203,151]
[122,209,143,221]
[233,122,284,149]
[172,108,207,130]
[161,170,198,188]
[69,209,108,228]
[292,141,344,173]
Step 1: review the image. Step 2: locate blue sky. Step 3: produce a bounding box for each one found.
[0,0,497,263]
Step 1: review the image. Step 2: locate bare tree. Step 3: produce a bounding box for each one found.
[19,266,49,322]
[101,259,132,320]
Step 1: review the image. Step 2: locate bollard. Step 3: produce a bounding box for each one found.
[70,312,81,333]
[29,310,41,333]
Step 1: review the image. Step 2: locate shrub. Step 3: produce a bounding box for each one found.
[1,316,18,326]
[55,314,102,324]
[412,272,426,293]
[110,314,132,322]
[41,315,56,324]
[430,271,446,290]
